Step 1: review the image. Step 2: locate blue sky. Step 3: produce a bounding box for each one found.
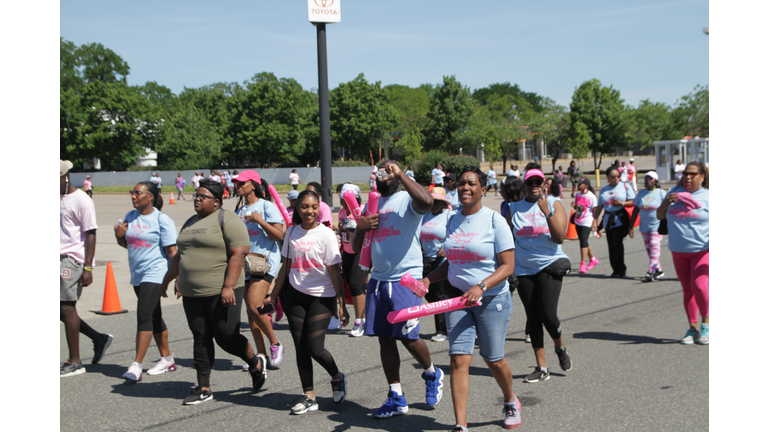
[60,1,708,108]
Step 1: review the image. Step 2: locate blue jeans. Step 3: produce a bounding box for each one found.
[446,287,513,361]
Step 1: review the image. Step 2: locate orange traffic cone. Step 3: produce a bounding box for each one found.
[169,192,175,205]
[566,210,578,240]
[92,262,128,315]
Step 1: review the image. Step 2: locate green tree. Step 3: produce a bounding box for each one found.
[330,73,396,161]
[157,104,223,170]
[384,84,430,134]
[425,76,476,152]
[625,99,675,150]
[671,84,708,138]
[226,72,317,166]
[76,42,130,85]
[529,102,571,171]
[568,121,592,159]
[569,79,629,169]
[473,82,547,114]
[394,128,424,167]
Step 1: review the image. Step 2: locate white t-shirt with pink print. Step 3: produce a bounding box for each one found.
[282,224,342,297]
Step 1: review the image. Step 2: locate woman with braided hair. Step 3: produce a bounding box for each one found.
[114,181,177,381]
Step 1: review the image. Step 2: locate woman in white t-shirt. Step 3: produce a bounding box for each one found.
[289,169,302,190]
[674,160,685,184]
[571,178,599,273]
[268,189,349,415]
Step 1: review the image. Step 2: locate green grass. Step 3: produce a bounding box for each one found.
[85,183,371,194]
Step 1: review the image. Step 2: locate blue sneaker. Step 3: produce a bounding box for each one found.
[680,328,699,345]
[695,323,709,345]
[422,367,444,407]
[372,391,409,418]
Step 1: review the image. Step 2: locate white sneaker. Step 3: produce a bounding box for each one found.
[147,356,177,375]
[431,333,447,342]
[122,362,143,381]
[269,343,285,369]
[349,321,365,337]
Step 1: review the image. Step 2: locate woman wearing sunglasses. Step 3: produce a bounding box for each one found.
[657,162,709,345]
[508,166,572,384]
[592,166,636,278]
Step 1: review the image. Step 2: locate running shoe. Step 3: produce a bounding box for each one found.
[431,333,447,342]
[695,324,709,345]
[503,396,522,429]
[290,394,319,415]
[274,298,284,322]
[250,354,268,391]
[652,268,665,280]
[349,321,365,337]
[372,391,409,418]
[147,356,177,375]
[92,333,113,364]
[331,372,347,404]
[586,257,599,270]
[555,346,572,371]
[680,328,699,345]
[268,342,284,369]
[610,272,627,278]
[452,426,469,432]
[523,367,550,383]
[579,262,588,273]
[122,361,143,381]
[60,360,86,378]
[183,386,213,405]
[422,367,444,406]
[524,334,531,343]
[644,271,654,282]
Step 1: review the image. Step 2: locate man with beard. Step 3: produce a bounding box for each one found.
[351,160,444,418]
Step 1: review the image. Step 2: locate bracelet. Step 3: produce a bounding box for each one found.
[83,266,93,272]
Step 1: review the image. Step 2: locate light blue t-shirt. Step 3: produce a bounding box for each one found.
[633,188,667,233]
[509,196,569,276]
[666,186,709,253]
[443,207,514,296]
[236,199,283,278]
[124,208,177,285]
[445,189,460,207]
[420,210,450,258]
[487,170,497,186]
[598,182,636,228]
[366,191,426,281]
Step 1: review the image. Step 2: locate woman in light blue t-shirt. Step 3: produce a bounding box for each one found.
[508,166,572,384]
[114,181,177,381]
[593,166,636,278]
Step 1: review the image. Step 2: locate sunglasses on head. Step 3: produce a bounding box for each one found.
[525,178,543,186]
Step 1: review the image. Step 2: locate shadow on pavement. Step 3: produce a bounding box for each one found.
[110,379,196,401]
[324,399,451,431]
[572,331,677,344]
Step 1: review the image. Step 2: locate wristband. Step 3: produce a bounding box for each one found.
[83,267,93,272]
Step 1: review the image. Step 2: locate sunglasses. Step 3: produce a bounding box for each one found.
[193,194,215,200]
[525,178,544,187]
[681,171,700,177]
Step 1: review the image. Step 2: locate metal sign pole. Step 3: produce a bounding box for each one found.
[316,23,333,208]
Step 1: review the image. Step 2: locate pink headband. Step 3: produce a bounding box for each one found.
[523,169,545,181]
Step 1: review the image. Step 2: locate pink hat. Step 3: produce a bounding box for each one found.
[233,170,261,184]
[523,169,545,181]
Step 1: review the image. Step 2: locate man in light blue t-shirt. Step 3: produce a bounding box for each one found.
[352,160,445,417]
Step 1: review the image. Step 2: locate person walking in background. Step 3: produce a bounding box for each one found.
[657,162,709,345]
[225,170,234,199]
[114,181,177,381]
[508,165,573,384]
[337,183,368,337]
[192,171,201,194]
[432,163,445,187]
[629,171,667,282]
[60,160,113,377]
[674,159,685,184]
[572,178,599,273]
[267,189,349,414]
[443,173,459,206]
[160,179,267,404]
[418,186,452,342]
[567,160,580,198]
[151,172,162,194]
[83,175,93,198]
[405,166,415,182]
[289,169,303,190]
[627,158,637,192]
[487,165,498,197]
[592,166,636,278]
[210,170,220,183]
[175,173,187,201]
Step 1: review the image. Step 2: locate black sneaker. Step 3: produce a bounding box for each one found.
[331,372,347,404]
[644,271,654,282]
[555,346,572,371]
[60,360,86,378]
[610,272,627,279]
[183,386,213,405]
[653,268,665,280]
[250,354,267,392]
[290,394,319,415]
[523,367,550,383]
[92,333,113,364]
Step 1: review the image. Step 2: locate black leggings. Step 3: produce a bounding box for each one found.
[606,227,628,274]
[183,287,251,387]
[517,271,564,349]
[133,282,167,333]
[422,257,447,334]
[284,284,339,393]
[575,225,591,249]
[341,250,367,297]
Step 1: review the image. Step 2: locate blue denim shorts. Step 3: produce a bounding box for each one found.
[446,286,513,361]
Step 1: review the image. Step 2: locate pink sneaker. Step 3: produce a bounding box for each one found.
[579,262,587,273]
[586,257,599,270]
[274,298,284,322]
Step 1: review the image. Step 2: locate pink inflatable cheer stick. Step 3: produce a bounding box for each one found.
[267,184,292,226]
[400,273,427,298]
[387,296,482,324]
[358,191,380,271]
[342,190,363,222]
[675,192,702,209]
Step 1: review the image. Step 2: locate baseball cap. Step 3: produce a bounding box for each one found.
[340,183,360,199]
[523,169,545,181]
[644,171,659,180]
[577,177,591,187]
[443,173,456,182]
[287,190,299,200]
[233,170,261,184]
[629,158,635,162]
[60,160,73,176]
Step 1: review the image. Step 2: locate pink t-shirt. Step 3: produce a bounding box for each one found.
[318,201,332,228]
[282,224,342,297]
[60,189,98,264]
[83,179,92,191]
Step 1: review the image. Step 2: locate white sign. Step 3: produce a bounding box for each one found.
[308,0,340,23]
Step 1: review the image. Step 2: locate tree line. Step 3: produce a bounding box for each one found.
[60,38,708,172]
